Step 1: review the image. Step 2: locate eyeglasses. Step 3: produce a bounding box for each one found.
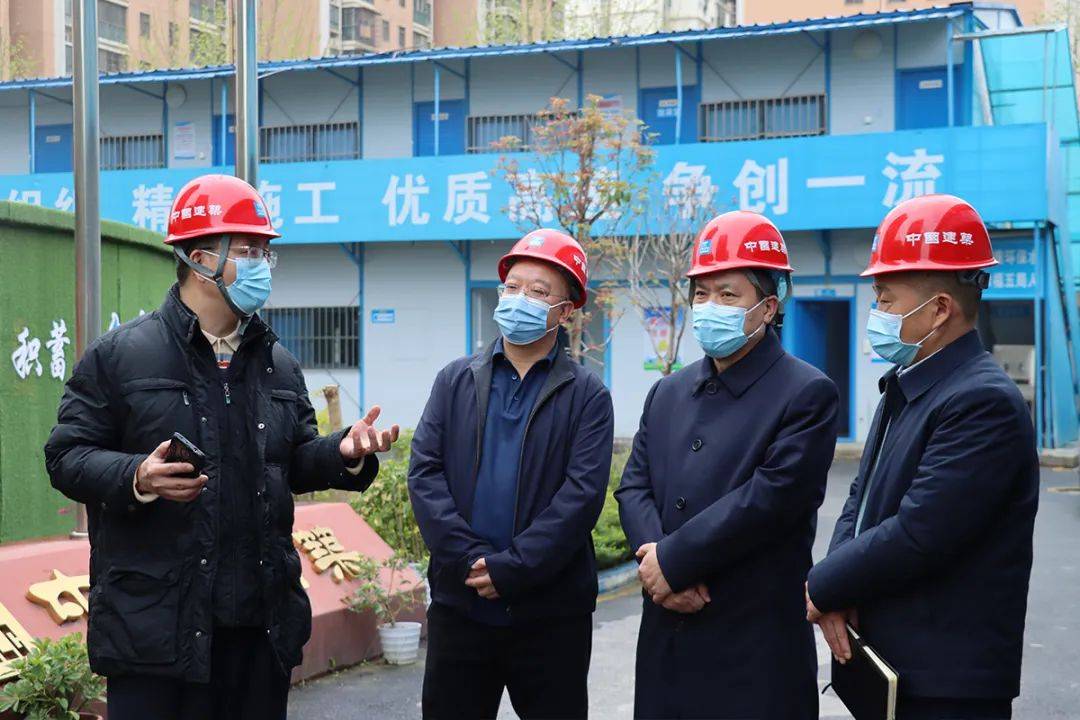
[497,282,567,303]
[204,246,278,269]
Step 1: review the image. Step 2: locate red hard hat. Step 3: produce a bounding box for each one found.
[498,229,589,308]
[687,211,793,278]
[165,174,280,245]
[862,194,997,277]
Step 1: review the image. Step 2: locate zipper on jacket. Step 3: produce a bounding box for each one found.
[182,390,190,406]
[511,375,573,536]
[223,382,232,405]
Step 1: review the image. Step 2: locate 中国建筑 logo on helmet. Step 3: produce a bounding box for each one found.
[253,200,267,218]
[699,239,712,256]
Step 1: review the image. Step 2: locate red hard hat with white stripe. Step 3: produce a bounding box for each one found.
[498,229,589,308]
[862,194,997,277]
[165,174,280,245]
[687,211,793,278]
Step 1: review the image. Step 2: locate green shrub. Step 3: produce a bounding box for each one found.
[349,429,429,564]
[0,633,105,720]
[592,449,633,570]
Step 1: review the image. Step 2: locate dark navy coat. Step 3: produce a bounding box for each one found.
[808,330,1038,702]
[617,329,839,720]
[407,332,614,622]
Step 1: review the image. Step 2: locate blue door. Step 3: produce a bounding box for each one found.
[413,99,465,156]
[786,298,853,438]
[212,114,235,167]
[35,124,73,172]
[640,85,700,144]
[896,66,965,130]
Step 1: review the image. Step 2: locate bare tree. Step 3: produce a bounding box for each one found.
[625,177,717,376]
[495,94,655,366]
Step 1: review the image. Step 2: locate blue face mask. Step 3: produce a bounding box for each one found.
[203,251,273,317]
[493,294,566,346]
[692,298,767,359]
[866,296,937,367]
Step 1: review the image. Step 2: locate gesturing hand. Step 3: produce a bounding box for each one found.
[136,439,207,502]
[339,405,400,462]
[636,543,673,604]
[465,558,500,600]
[661,583,711,614]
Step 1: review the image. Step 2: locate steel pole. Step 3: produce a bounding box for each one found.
[234,0,259,185]
[72,0,101,538]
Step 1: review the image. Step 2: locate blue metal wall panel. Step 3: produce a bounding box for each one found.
[640,85,699,144]
[0,123,1051,244]
[33,124,73,173]
[413,100,465,156]
[896,65,965,130]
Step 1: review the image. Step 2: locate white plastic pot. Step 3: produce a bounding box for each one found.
[378,621,422,665]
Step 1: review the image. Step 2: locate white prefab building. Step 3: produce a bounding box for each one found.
[1,3,1078,448]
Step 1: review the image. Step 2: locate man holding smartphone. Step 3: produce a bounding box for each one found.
[45,174,399,720]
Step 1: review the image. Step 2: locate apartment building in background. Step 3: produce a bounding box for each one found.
[0,0,434,80]
[434,0,736,47]
[739,0,1052,26]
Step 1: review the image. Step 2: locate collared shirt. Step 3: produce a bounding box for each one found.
[469,337,559,624]
[203,322,243,371]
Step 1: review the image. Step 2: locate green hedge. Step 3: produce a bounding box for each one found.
[340,434,632,571]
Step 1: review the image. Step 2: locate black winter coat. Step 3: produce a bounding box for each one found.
[44,285,377,682]
[617,329,839,720]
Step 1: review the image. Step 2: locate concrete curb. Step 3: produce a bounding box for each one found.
[598,560,639,596]
[1040,445,1080,469]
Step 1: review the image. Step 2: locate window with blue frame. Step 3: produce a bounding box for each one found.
[700,94,827,142]
[260,306,359,369]
[259,121,360,164]
[100,134,165,170]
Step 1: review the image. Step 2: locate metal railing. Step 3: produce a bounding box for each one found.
[259,121,361,164]
[99,134,165,170]
[467,110,579,153]
[699,94,827,143]
[261,306,360,369]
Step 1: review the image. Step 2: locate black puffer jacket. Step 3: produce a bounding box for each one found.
[44,285,377,682]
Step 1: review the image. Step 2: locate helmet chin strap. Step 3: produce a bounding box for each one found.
[174,235,250,318]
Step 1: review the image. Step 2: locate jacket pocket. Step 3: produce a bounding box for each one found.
[90,560,182,665]
[265,389,299,462]
[119,377,196,449]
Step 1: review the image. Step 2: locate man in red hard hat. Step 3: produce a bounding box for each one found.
[409,229,613,719]
[46,174,399,720]
[617,210,840,719]
[807,194,1039,720]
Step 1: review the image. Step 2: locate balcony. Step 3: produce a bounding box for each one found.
[341,7,378,52]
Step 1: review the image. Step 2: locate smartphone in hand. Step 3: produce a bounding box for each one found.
[164,432,206,479]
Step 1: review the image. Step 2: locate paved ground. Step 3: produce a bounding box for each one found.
[288,460,1080,719]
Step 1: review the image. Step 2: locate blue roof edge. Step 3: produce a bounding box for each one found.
[0,3,984,92]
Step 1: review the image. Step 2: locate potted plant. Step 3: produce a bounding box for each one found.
[0,633,105,720]
[345,555,423,665]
